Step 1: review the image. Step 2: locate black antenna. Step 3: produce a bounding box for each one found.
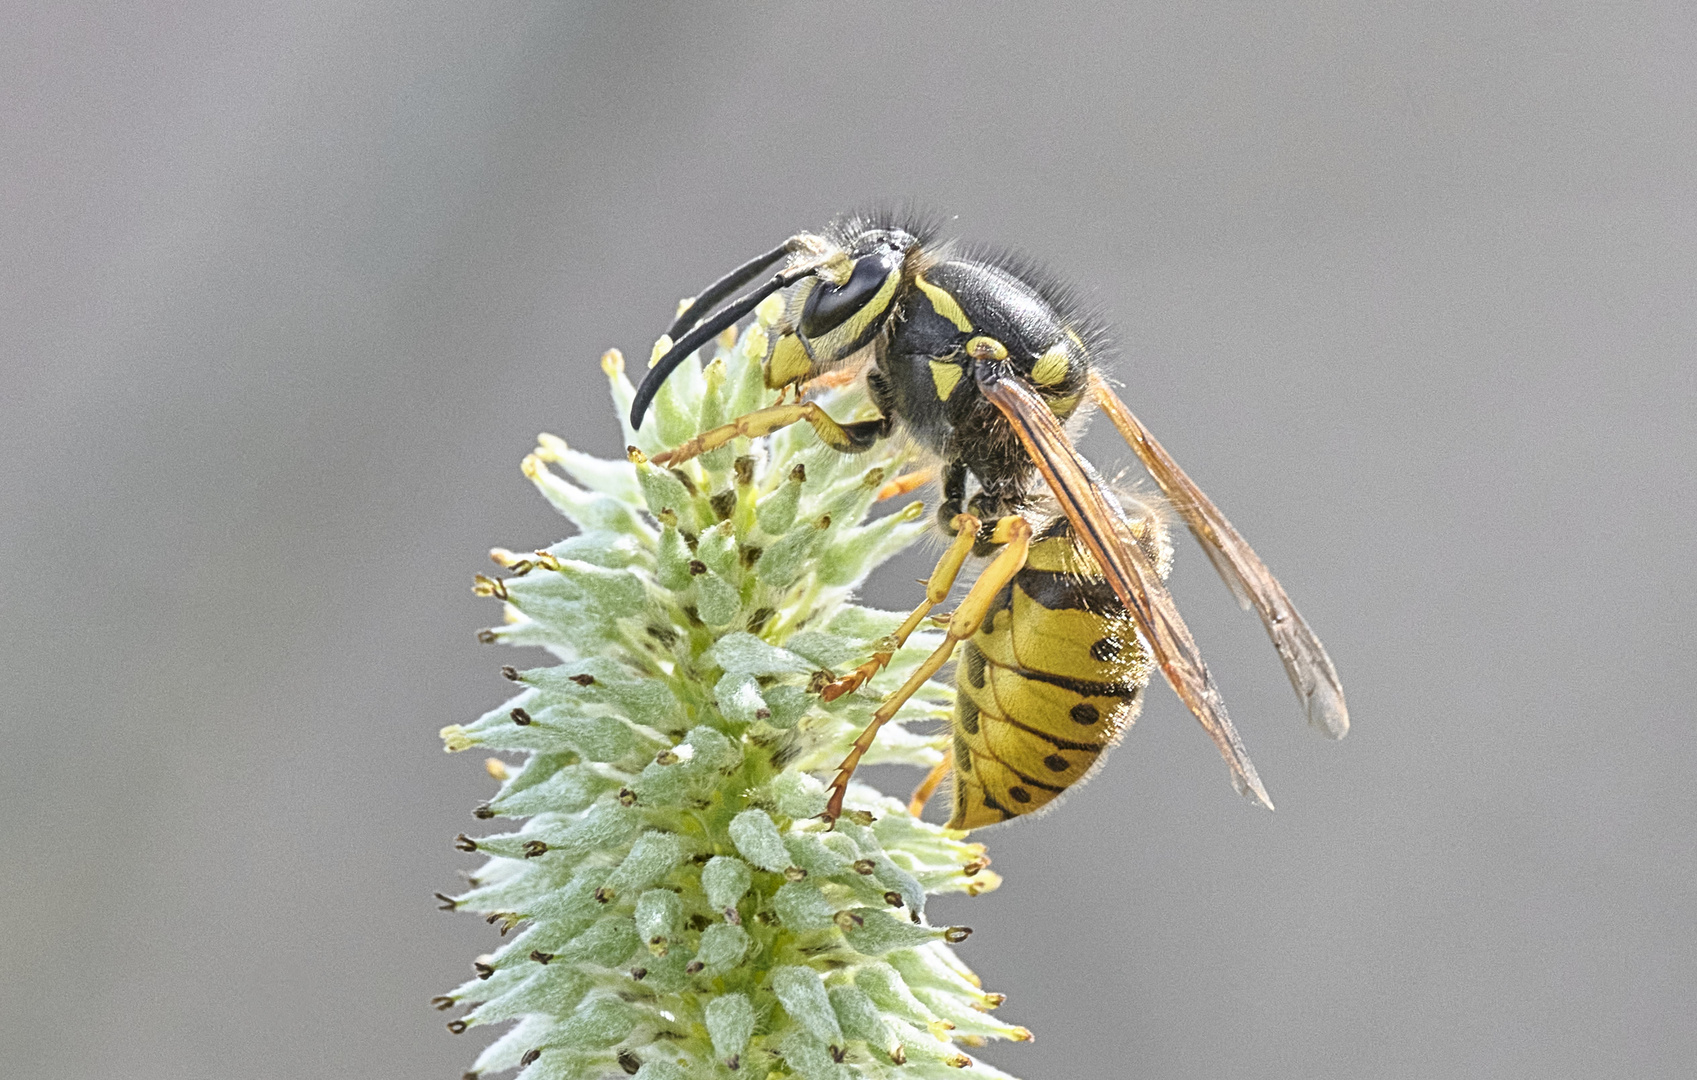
[666,241,793,341]
[630,262,817,428]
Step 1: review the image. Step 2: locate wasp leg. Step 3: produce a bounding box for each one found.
[908,747,953,818]
[823,515,1033,825]
[820,513,981,702]
[651,402,891,467]
[876,467,935,502]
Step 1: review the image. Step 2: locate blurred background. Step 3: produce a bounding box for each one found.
[4,4,1693,1078]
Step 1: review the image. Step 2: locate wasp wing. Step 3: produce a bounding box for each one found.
[1089,375,1349,739]
[978,370,1273,810]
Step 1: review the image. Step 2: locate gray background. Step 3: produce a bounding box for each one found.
[4,4,1692,1078]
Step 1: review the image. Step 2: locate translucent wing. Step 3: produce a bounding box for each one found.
[978,369,1273,810]
[1089,374,1349,738]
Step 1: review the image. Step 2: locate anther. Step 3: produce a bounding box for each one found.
[430,996,455,1010]
[830,1046,847,1063]
[453,834,477,852]
[570,673,596,686]
[522,840,548,858]
[595,887,616,904]
[500,665,520,681]
[789,463,806,483]
[723,906,741,925]
[783,866,806,881]
[833,910,865,932]
[473,804,495,819]
[944,926,973,943]
[688,559,708,576]
[852,859,876,875]
[655,749,679,765]
[962,857,989,877]
[473,961,494,980]
[434,892,458,911]
[685,960,704,974]
[446,1019,468,1034]
[510,707,532,725]
[618,1050,643,1075]
[617,788,637,806]
[475,629,497,644]
[519,1048,541,1066]
[884,891,903,908]
[530,950,553,964]
[734,456,755,485]
[629,967,647,980]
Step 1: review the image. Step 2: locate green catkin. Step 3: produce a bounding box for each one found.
[442,325,1019,1078]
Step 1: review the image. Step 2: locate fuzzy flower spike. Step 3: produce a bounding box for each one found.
[439,301,1030,1080]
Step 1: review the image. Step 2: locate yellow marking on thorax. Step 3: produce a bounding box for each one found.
[929,359,963,400]
[1047,390,1082,416]
[1030,342,1070,385]
[915,274,973,332]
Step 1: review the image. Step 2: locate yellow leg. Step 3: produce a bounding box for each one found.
[652,400,860,467]
[876,467,935,502]
[908,747,953,818]
[820,513,980,702]
[823,516,1033,824]
[801,366,862,393]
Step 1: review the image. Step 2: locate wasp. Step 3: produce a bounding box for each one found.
[630,212,1348,828]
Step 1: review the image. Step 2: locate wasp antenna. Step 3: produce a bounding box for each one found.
[667,240,794,340]
[630,263,814,428]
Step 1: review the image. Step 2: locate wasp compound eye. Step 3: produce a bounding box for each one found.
[799,249,901,340]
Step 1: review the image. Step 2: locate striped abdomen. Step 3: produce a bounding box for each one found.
[948,527,1159,830]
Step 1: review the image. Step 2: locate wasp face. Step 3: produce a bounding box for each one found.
[796,229,915,342]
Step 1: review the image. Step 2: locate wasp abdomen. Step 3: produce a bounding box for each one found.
[948,533,1154,830]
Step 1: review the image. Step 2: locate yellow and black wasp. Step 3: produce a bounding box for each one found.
[630,212,1348,829]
